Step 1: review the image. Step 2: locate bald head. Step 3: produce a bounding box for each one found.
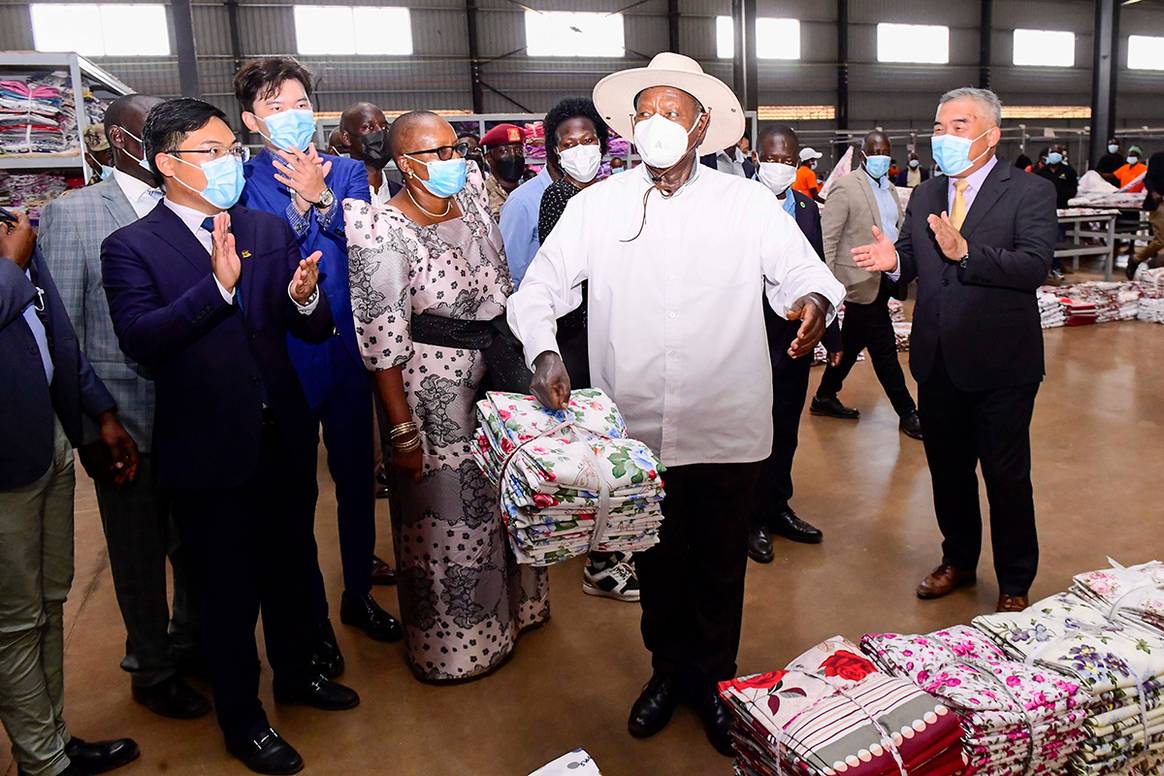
[340,101,384,134]
[863,131,891,156]
[340,101,389,164]
[104,93,164,183]
[388,111,448,159]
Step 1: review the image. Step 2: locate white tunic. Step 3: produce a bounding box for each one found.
[507,163,847,468]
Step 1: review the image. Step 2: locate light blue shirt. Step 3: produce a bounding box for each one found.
[864,169,901,244]
[499,166,553,288]
[22,269,53,385]
[780,189,797,217]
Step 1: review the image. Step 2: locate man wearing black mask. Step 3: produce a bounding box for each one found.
[481,123,527,221]
[340,102,400,207]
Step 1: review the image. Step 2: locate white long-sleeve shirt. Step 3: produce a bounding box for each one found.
[507,163,846,467]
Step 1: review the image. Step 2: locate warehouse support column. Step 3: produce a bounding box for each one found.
[172,0,200,98]
[730,0,758,113]
[466,0,485,113]
[979,0,992,89]
[836,0,848,131]
[668,0,680,53]
[1089,0,1119,168]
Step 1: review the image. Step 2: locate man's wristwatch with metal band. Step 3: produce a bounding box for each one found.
[312,188,335,209]
[958,251,970,269]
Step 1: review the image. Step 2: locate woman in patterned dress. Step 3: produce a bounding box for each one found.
[344,111,549,682]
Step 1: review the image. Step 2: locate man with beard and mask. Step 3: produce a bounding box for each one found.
[813,130,923,442]
[507,53,845,756]
[746,125,842,564]
[233,57,403,671]
[340,101,401,207]
[481,123,527,221]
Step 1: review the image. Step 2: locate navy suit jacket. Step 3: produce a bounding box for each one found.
[896,161,1056,391]
[101,202,335,489]
[1,253,115,489]
[239,150,370,409]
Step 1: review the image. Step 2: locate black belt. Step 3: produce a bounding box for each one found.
[410,313,532,395]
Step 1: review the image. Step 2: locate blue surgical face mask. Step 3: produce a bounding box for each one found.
[1108,144,1120,154]
[863,154,891,180]
[1046,152,1064,166]
[169,153,245,210]
[406,156,467,198]
[1127,156,1140,166]
[259,109,316,152]
[100,164,115,180]
[931,128,992,177]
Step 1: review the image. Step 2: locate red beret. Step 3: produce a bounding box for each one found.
[481,123,526,147]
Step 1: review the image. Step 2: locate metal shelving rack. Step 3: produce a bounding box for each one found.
[0,51,134,182]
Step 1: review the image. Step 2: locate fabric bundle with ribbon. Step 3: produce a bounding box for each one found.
[1071,561,1164,638]
[473,389,666,566]
[860,626,1091,776]
[718,636,968,776]
[974,590,1164,776]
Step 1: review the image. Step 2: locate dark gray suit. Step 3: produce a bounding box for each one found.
[39,177,198,688]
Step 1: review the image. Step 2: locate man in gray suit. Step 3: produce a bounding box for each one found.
[38,94,210,720]
[812,131,923,440]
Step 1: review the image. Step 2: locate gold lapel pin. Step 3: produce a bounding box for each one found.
[241,250,252,259]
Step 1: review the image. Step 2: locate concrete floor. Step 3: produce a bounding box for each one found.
[3,319,1163,776]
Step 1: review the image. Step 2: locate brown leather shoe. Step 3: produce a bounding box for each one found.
[916,564,976,600]
[997,594,1029,613]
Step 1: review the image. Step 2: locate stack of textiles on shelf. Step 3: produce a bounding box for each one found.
[0,72,82,155]
[861,625,1091,775]
[718,636,968,775]
[1139,268,1164,324]
[473,389,665,566]
[1059,282,1142,323]
[1039,290,1066,329]
[974,586,1164,775]
[0,171,75,223]
[522,121,546,170]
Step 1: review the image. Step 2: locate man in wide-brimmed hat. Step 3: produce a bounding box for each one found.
[507,52,845,755]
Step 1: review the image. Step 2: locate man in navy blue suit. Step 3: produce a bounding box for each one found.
[102,98,359,775]
[748,125,843,563]
[233,57,401,664]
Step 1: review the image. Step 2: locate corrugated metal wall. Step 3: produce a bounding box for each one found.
[1,0,1162,146]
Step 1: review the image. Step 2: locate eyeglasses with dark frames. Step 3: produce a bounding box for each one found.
[404,141,471,162]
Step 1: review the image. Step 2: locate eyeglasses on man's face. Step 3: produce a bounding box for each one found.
[169,143,251,162]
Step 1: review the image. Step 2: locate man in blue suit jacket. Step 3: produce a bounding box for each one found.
[748,126,844,564]
[1,211,141,776]
[101,98,359,775]
[233,57,400,658]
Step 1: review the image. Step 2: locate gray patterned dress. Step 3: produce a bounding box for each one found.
[344,166,550,682]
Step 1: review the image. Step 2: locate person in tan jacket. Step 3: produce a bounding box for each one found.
[812,131,923,440]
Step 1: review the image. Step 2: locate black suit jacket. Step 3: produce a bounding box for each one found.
[0,253,115,489]
[896,160,1056,392]
[101,203,334,490]
[1144,152,1164,210]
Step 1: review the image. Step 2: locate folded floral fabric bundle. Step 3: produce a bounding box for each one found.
[860,626,1090,776]
[719,636,968,775]
[1071,561,1164,637]
[473,389,665,566]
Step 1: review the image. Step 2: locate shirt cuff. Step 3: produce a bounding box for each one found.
[214,275,235,304]
[288,282,319,314]
[286,200,310,237]
[316,198,340,231]
[886,251,902,282]
[523,333,561,373]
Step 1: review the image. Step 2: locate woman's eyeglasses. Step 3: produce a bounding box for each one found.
[404,141,470,161]
[169,144,251,162]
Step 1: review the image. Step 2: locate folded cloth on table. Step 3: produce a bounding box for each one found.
[1071,560,1164,637]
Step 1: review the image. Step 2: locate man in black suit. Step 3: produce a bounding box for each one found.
[853,87,1056,614]
[102,98,358,775]
[747,125,843,563]
[0,210,141,776]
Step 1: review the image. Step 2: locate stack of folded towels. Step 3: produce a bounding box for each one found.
[1065,298,1099,326]
[473,389,665,566]
[1039,291,1067,329]
[861,626,1091,775]
[719,636,968,775]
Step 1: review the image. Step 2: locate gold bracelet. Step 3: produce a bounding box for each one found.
[393,435,421,453]
[389,422,418,439]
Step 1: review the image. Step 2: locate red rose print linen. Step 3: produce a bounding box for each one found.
[718,636,967,775]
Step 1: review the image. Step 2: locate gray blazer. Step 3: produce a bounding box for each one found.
[39,177,156,451]
[822,171,904,305]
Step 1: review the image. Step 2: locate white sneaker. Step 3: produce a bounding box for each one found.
[583,558,641,602]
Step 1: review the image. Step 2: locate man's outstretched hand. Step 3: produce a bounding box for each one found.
[851,225,899,273]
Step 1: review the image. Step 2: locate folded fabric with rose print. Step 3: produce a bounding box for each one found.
[718,635,968,776]
[473,389,666,566]
[861,626,1091,776]
[1069,560,1164,638]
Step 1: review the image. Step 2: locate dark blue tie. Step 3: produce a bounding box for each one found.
[201,217,243,313]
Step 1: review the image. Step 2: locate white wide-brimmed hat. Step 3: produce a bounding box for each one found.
[592,52,745,157]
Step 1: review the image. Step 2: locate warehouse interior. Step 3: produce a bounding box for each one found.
[1,0,1164,774]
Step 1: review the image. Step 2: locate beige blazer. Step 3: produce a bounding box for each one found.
[821,171,904,304]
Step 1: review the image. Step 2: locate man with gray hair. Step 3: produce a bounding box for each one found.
[852,86,1057,614]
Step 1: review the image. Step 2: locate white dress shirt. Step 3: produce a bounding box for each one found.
[112,168,162,219]
[161,198,318,312]
[370,175,393,207]
[507,163,846,468]
[716,147,747,177]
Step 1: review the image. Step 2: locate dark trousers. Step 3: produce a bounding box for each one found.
[755,320,811,524]
[306,360,377,621]
[917,352,1040,596]
[638,462,761,684]
[816,295,917,419]
[172,423,317,742]
[92,454,199,688]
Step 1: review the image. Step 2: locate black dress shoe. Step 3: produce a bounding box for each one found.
[770,508,823,544]
[132,675,211,719]
[691,686,736,757]
[63,737,140,774]
[311,620,344,679]
[227,728,304,775]
[747,523,775,563]
[340,592,404,642]
[273,675,360,711]
[810,395,860,419]
[900,411,923,440]
[370,555,397,586]
[628,674,680,738]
